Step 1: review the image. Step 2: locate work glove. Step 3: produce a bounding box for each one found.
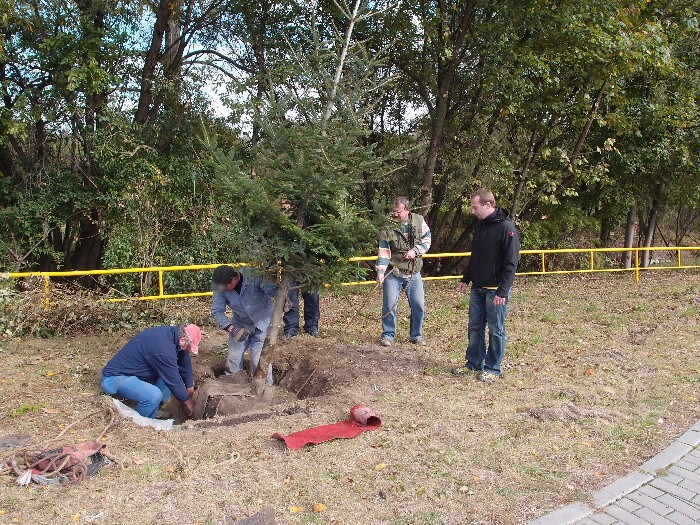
[376,271,385,285]
[230,326,251,342]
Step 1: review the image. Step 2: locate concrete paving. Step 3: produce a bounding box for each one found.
[526,420,700,525]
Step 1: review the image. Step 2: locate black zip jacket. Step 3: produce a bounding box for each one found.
[461,207,520,297]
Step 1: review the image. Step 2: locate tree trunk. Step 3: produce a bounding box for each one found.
[135,0,173,125]
[621,203,637,268]
[511,126,542,218]
[419,2,477,213]
[599,215,612,247]
[675,206,698,245]
[68,210,105,287]
[65,0,108,282]
[252,275,291,390]
[640,200,659,267]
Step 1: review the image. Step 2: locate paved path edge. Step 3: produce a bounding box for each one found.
[525,420,700,525]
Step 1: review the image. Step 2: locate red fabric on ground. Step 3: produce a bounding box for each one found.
[272,404,381,450]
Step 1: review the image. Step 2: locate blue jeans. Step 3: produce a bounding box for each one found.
[226,326,266,375]
[381,272,425,341]
[283,288,320,335]
[465,286,510,374]
[100,374,171,418]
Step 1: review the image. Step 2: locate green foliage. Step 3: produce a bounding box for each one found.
[520,202,599,250]
[208,8,386,290]
[1,0,699,280]
[8,402,46,417]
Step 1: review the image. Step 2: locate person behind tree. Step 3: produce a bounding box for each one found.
[452,188,520,382]
[277,197,321,340]
[100,324,202,419]
[211,265,278,375]
[375,196,432,346]
[283,287,320,339]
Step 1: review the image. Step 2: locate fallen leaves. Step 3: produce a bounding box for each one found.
[288,503,326,514]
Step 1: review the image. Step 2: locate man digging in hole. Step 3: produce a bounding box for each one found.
[211,265,278,377]
[100,324,202,419]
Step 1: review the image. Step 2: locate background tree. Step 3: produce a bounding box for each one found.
[1,0,699,282]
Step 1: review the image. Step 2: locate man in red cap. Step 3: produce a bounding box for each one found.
[100,324,202,419]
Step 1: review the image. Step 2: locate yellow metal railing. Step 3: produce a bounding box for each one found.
[343,246,700,285]
[2,246,699,303]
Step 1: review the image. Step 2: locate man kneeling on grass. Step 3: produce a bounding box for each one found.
[100,324,202,419]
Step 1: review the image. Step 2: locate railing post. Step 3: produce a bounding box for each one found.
[540,253,546,273]
[589,251,594,271]
[635,249,640,283]
[158,270,164,298]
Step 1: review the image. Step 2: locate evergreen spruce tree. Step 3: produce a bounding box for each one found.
[208,0,388,389]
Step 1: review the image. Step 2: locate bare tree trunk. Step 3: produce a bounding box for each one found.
[135,0,173,125]
[599,216,612,247]
[640,201,659,267]
[69,210,105,287]
[675,206,698,245]
[511,127,540,219]
[622,203,637,269]
[321,0,361,128]
[252,275,291,390]
[419,1,477,212]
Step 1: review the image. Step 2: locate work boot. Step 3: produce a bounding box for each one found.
[380,338,392,347]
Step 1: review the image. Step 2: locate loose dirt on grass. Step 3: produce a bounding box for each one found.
[1,272,699,525]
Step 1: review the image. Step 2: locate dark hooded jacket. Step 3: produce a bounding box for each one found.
[461,207,520,297]
[101,326,193,402]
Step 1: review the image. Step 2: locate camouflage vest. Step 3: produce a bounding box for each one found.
[385,213,425,275]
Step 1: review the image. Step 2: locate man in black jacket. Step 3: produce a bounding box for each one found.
[453,188,520,381]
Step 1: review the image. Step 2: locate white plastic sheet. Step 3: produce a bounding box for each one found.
[111,398,173,430]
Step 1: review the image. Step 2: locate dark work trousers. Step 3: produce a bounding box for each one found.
[283,287,320,336]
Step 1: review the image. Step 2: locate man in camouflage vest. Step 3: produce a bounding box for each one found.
[375,197,432,346]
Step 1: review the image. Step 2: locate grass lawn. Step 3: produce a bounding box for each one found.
[0,271,699,524]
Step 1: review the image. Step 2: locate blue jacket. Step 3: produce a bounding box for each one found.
[211,266,278,333]
[101,326,193,402]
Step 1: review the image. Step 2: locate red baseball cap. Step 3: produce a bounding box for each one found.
[184,324,202,355]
